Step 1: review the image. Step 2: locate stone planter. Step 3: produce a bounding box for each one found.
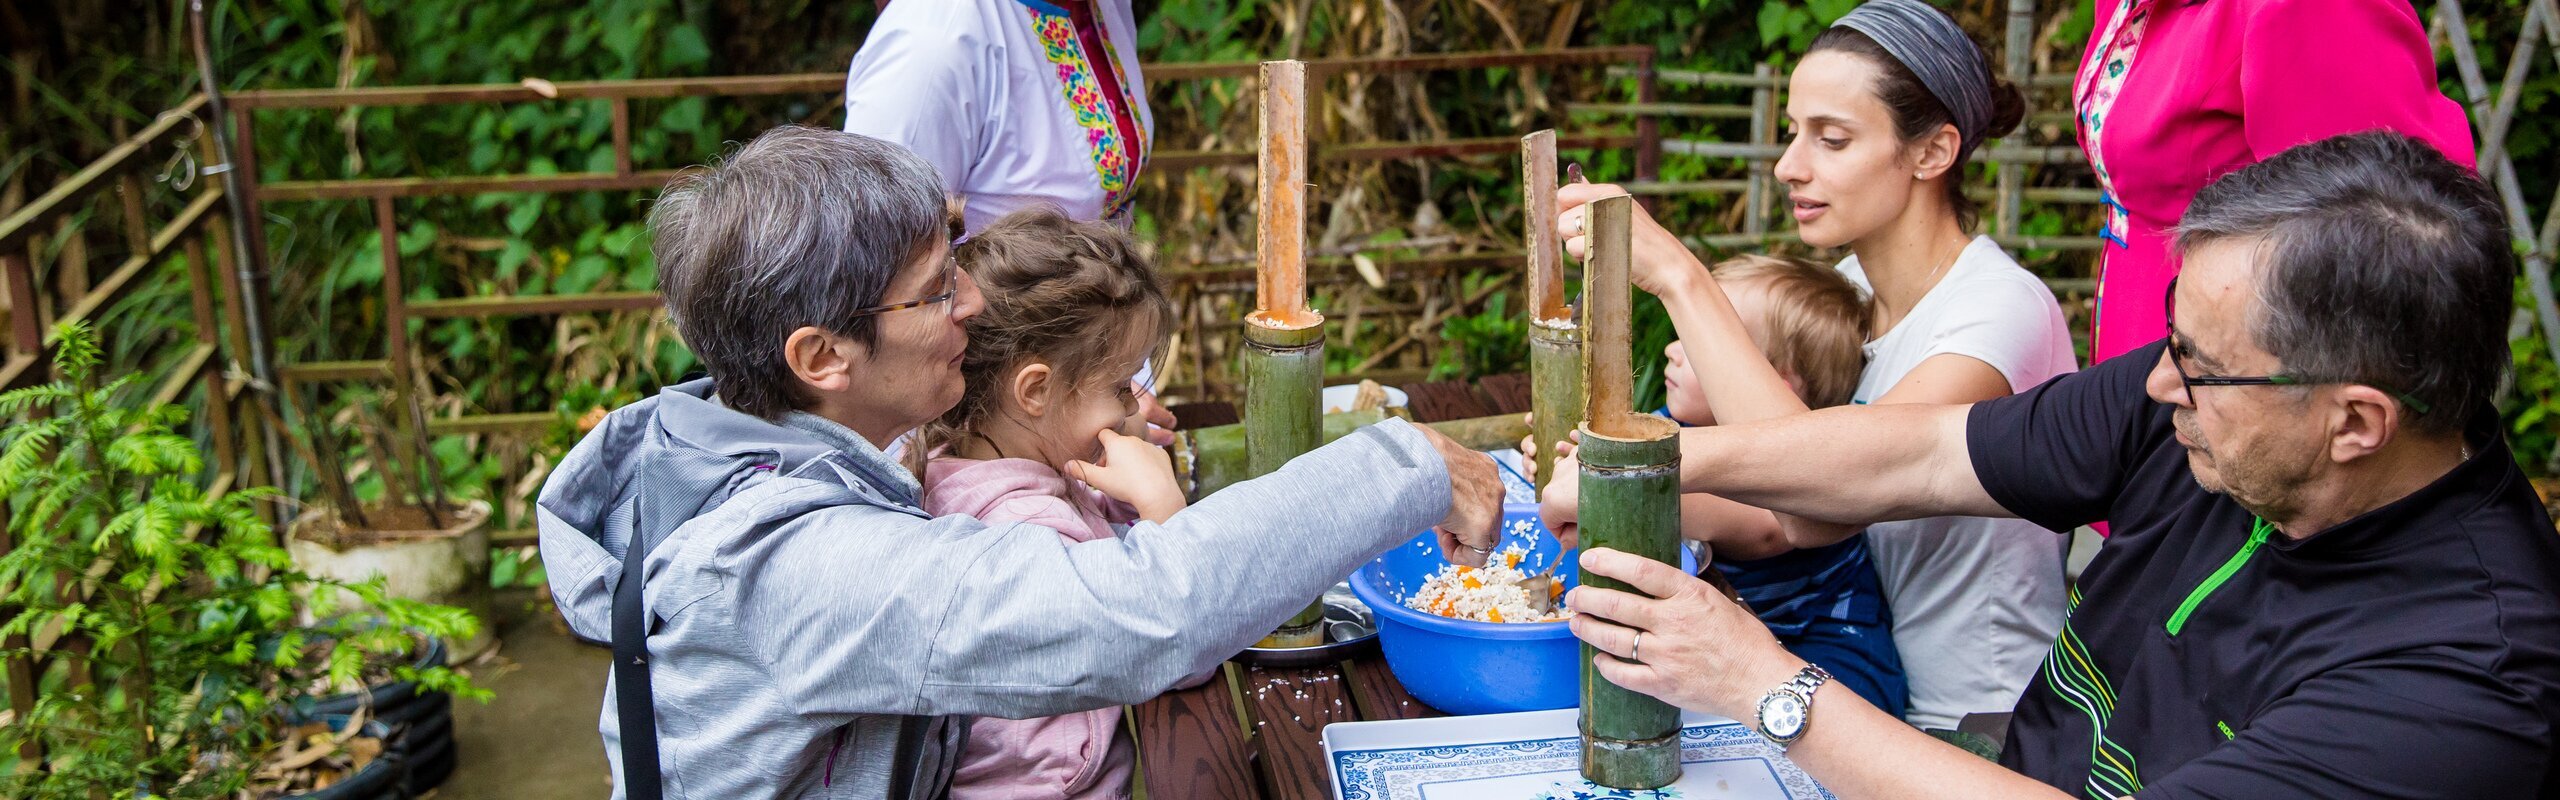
[288,501,494,662]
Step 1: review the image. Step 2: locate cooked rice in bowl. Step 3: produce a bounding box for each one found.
[1403,546,1571,623]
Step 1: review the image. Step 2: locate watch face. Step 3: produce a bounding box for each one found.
[1761,692,1807,739]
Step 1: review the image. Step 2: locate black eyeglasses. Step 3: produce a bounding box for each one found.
[847,251,962,320]
[2162,276,2430,415]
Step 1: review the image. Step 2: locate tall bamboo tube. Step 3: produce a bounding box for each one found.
[1522,130,1581,492]
[1247,60,1329,649]
[1577,193,1683,789]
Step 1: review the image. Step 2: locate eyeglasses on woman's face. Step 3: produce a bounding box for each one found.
[846,250,963,320]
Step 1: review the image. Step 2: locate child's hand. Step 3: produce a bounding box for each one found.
[1067,429,1187,523]
[1517,412,1577,485]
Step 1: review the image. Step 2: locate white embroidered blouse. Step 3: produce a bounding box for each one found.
[842,0,1153,237]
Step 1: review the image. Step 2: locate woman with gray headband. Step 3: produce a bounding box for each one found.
[1546,0,2074,741]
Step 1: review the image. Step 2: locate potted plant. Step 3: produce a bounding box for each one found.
[283,383,495,665]
[0,322,483,798]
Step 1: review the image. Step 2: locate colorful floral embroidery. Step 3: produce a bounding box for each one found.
[2075,0,2153,252]
[1023,1,1148,217]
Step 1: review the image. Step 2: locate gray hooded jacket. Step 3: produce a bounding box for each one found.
[537,379,1452,798]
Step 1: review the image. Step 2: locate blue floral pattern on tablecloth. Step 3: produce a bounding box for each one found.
[1333,720,1833,800]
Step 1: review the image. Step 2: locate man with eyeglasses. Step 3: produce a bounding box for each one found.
[537,126,1508,799]
[1540,130,2560,798]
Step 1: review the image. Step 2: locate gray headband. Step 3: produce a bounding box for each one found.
[1832,0,1994,163]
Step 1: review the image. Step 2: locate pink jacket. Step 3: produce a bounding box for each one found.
[2076,0,2476,363]
[918,456,1160,800]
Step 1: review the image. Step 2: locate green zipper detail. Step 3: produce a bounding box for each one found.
[2166,517,2273,636]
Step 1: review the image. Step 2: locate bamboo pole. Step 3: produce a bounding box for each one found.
[1523,130,1582,493]
[1247,60,1329,649]
[1173,410,1530,500]
[1577,194,1683,789]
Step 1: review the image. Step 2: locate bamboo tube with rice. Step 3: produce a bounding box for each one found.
[1522,129,1582,495]
[1244,59,1330,649]
[1575,193,1684,789]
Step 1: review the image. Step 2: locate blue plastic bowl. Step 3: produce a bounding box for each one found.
[1349,503,1697,716]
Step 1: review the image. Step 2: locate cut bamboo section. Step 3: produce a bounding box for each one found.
[1242,323,1325,480]
[1577,193,1683,789]
[1172,410,1530,500]
[1252,59,1318,329]
[1524,130,1568,322]
[1523,130,1581,492]
[1248,59,1328,649]
[1530,322,1582,492]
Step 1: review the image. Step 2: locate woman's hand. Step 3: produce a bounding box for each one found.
[1567,547,1804,721]
[1068,429,1187,523]
[1557,182,1715,298]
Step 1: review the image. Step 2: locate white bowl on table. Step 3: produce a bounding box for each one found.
[1321,383,1410,414]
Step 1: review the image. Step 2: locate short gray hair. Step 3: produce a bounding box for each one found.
[650,125,948,419]
[2176,131,2513,434]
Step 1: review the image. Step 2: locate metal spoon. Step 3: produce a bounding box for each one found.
[1521,557,1565,615]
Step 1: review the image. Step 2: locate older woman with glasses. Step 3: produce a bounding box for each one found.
[537,125,1507,800]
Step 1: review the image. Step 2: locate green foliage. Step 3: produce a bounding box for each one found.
[1433,272,1531,381]
[0,323,482,798]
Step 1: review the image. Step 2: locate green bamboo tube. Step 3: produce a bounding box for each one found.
[1523,129,1582,493]
[1529,320,1582,492]
[1172,410,1531,500]
[1244,320,1326,647]
[1577,192,1682,788]
[1575,415,1683,788]
[1242,322,1325,478]
[1248,59,1329,649]
[1176,408,1381,500]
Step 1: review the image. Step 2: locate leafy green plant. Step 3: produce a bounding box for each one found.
[1434,273,1531,381]
[0,322,482,798]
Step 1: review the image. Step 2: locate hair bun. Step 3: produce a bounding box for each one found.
[1985,74,2027,139]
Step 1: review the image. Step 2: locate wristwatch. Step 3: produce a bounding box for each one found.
[1755,663,1833,748]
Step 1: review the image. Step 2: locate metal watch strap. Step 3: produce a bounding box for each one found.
[1788,663,1833,698]
[1760,663,1832,748]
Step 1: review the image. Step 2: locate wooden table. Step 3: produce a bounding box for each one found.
[1138,376,1531,799]
[1130,652,1441,800]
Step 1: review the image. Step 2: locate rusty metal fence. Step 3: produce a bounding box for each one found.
[0,93,271,766]
[2434,0,2560,371]
[221,46,1666,443]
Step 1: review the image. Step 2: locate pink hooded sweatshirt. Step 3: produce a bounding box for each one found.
[920,455,1204,800]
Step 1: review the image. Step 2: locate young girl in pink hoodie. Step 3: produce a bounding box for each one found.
[908,206,1198,800]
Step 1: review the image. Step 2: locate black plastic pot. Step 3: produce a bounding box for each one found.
[289,637,455,794]
[274,715,404,800]
[298,637,447,718]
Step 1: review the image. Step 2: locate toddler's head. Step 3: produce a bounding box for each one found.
[912,207,1173,475]
[1664,254,1869,424]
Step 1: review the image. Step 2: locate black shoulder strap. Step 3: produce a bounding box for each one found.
[887,715,928,799]
[609,464,939,799]
[613,526,666,800]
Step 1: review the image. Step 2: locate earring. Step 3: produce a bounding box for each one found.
[1915,171,1927,180]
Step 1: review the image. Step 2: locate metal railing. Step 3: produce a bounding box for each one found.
[2434,0,2560,367]
[0,93,270,768]
[219,45,1665,440]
